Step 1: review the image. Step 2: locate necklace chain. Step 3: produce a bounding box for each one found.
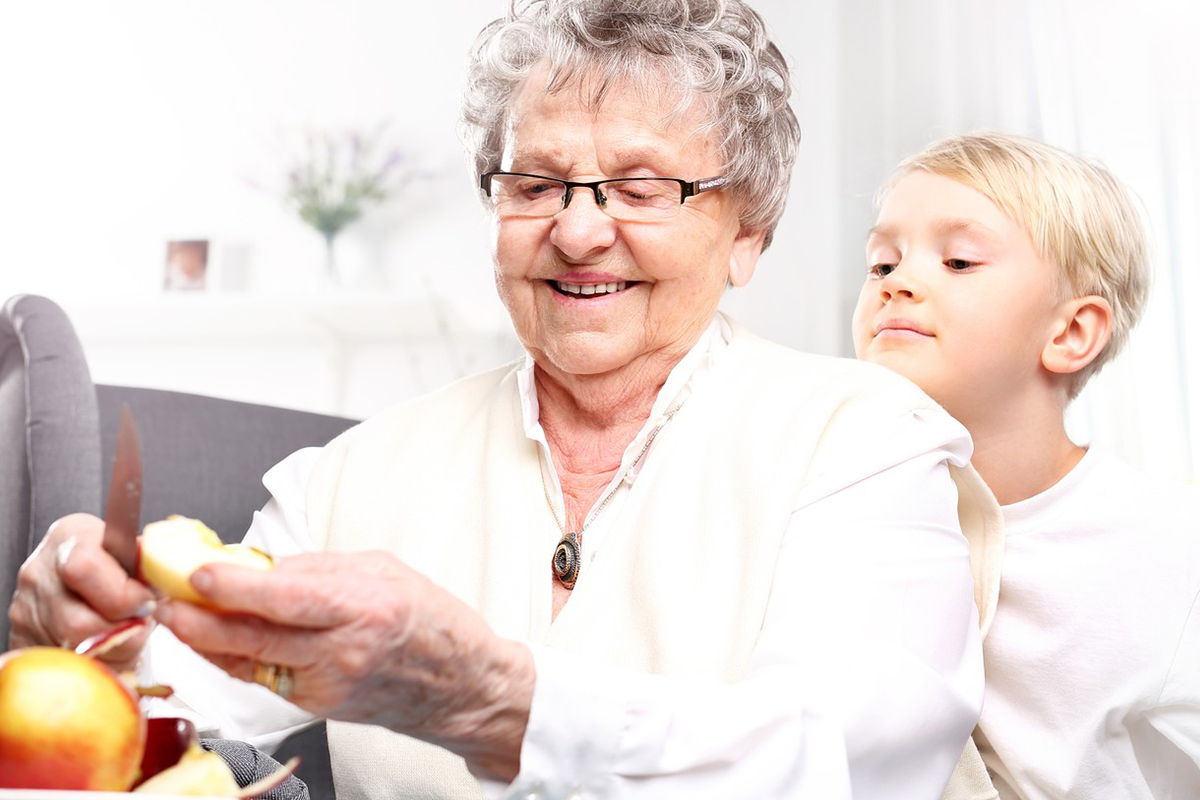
[543,400,686,589]
[542,400,686,537]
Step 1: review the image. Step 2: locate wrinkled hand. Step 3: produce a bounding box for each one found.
[8,513,156,669]
[155,551,534,782]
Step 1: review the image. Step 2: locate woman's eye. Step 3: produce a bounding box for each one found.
[870,263,896,278]
[522,182,559,197]
[945,258,976,271]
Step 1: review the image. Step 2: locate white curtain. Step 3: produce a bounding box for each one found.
[830,0,1199,484]
[1034,0,1200,486]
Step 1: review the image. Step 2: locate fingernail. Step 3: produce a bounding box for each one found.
[190,569,213,594]
[56,537,79,570]
[153,602,173,625]
[134,600,158,618]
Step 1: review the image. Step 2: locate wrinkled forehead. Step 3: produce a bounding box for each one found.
[502,60,722,171]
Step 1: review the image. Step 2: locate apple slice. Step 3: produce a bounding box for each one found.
[138,515,273,605]
[133,741,240,795]
[134,741,301,799]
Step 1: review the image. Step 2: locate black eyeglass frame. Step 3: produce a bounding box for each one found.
[479,171,729,213]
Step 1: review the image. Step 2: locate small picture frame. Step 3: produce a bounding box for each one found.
[163,239,209,291]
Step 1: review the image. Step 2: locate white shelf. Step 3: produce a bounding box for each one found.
[61,292,514,345]
[58,292,522,418]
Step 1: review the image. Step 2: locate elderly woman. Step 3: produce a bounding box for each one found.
[9,1,986,798]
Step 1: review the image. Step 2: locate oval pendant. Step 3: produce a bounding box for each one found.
[553,532,581,590]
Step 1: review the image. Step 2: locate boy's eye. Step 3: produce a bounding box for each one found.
[870,263,896,278]
[945,258,977,271]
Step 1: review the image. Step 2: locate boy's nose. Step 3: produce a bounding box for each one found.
[879,263,924,301]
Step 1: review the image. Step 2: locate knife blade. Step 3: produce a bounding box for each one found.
[102,405,143,577]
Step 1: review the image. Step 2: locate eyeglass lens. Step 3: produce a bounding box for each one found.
[488,175,683,221]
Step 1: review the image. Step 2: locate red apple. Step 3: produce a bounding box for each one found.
[138,515,273,605]
[0,646,146,790]
[137,716,198,786]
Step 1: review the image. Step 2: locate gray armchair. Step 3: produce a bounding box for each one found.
[1,293,357,798]
[1,294,101,632]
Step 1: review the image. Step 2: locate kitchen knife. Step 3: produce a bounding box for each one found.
[101,405,143,577]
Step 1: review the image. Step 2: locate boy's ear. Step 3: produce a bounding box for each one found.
[728,227,767,288]
[1041,295,1113,375]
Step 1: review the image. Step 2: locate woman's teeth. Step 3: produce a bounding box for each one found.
[553,281,628,297]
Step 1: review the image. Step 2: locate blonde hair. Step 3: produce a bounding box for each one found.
[881,132,1151,398]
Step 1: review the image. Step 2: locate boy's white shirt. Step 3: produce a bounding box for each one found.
[141,316,986,799]
[977,444,1200,799]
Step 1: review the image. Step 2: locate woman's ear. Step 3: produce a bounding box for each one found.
[728,228,767,288]
[1042,295,1113,375]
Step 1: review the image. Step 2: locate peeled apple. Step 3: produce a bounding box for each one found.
[138,515,274,604]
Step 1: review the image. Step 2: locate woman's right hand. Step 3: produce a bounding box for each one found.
[8,513,156,671]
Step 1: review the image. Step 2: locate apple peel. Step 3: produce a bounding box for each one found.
[235,755,302,799]
[74,618,149,660]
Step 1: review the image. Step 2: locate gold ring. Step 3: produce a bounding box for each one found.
[274,666,294,700]
[251,661,294,700]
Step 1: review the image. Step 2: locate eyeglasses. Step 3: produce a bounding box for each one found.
[479,171,728,222]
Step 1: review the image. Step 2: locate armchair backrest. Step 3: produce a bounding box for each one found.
[96,385,356,546]
[1,294,103,649]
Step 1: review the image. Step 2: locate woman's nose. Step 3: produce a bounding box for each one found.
[550,188,617,258]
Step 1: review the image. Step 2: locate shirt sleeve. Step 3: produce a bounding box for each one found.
[487,408,984,800]
[1144,585,1200,778]
[139,447,324,754]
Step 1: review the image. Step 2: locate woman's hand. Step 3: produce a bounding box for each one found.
[153,551,535,782]
[8,513,156,670]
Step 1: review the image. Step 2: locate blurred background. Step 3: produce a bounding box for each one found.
[0,0,1195,483]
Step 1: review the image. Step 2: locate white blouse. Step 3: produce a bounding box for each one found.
[143,318,983,800]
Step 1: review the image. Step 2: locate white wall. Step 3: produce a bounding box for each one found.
[1,1,1195,480]
[720,0,843,355]
[0,1,503,304]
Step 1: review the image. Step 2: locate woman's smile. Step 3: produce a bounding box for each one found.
[547,278,642,302]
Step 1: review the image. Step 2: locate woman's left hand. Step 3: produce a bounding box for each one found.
[153,551,534,781]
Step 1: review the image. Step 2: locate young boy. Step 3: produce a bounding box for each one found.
[853,132,1200,799]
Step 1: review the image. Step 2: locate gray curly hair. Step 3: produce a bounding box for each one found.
[461,0,801,248]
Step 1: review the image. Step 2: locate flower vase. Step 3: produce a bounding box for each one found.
[323,231,341,287]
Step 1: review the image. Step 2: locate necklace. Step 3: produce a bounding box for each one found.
[543,401,686,589]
